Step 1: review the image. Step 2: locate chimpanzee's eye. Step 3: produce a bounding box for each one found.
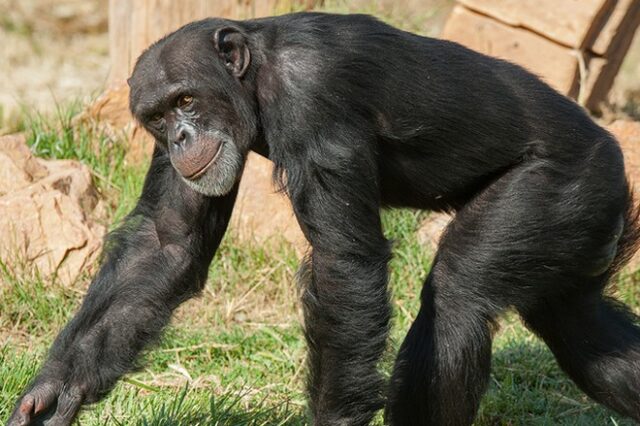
[148,113,165,133]
[177,95,193,109]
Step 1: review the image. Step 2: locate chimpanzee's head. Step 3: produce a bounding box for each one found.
[128,20,257,196]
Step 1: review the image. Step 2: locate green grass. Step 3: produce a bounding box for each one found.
[1,105,639,425]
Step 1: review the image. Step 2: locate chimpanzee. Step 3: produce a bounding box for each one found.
[8,12,640,426]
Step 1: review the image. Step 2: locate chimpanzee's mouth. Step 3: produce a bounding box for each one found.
[184,142,224,180]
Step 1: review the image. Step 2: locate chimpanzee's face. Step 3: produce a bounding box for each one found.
[128,23,255,197]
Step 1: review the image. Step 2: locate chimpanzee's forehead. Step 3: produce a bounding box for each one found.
[128,57,172,117]
[128,34,220,117]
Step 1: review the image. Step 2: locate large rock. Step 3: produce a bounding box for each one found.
[0,134,105,284]
[80,83,155,164]
[416,120,640,272]
[590,0,640,56]
[458,0,613,48]
[0,134,49,194]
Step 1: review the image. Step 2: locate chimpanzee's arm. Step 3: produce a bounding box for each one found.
[8,146,238,426]
[286,127,393,425]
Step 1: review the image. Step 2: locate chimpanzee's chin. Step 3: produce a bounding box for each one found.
[182,142,243,197]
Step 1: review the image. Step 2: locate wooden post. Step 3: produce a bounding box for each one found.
[108,0,320,84]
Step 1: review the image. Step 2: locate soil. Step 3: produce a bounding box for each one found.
[0,0,109,132]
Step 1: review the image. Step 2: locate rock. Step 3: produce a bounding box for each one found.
[458,0,613,49]
[0,134,49,195]
[443,1,640,110]
[416,120,640,271]
[79,83,155,164]
[0,134,105,285]
[230,152,307,251]
[583,0,640,110]
[416,212,452,256]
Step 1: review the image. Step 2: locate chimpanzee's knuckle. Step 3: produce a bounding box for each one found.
[7,405,30,426]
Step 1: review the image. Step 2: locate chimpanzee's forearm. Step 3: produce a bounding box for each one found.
[42,215,226,401]
[20,148,238,409]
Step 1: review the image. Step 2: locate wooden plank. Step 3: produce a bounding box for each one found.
[442,6,579,94]
[590,0,640,55]
[580,55,606,105]
[585,0,640,109]
[459,0,614,48]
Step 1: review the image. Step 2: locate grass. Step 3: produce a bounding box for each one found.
[1,105,639,425]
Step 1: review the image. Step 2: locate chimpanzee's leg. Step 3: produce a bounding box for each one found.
[288,130,392,426]
[519,289,640,421]
[388,139,636,425]
[386,246,500,426]
[299,242,391,426]
[515,141,640,422]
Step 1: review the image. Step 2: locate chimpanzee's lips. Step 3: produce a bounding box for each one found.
[174,139,223,180]
[185,143,223,180]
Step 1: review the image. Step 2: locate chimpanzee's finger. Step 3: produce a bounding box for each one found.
[40,386,83,426]
[7,394,35,426]
[7,382,60,426]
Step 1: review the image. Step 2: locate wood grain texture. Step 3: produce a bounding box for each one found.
[108,0,133,83]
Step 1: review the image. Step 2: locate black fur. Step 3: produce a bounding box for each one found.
[8,12,640,426]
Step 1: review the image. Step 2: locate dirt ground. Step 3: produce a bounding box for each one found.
[0,0,639,133]
[0,0,109,131]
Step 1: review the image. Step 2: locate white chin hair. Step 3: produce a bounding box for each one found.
[183,142,243,197]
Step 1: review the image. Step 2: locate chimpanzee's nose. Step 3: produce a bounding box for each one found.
[172,128,189,148]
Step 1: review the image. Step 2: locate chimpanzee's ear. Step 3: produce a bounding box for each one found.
[214,27,250,78]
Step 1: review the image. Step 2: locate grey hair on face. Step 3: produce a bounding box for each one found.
[182,131,244,197]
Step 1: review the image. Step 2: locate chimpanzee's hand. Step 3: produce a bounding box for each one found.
[7,372,84,426]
